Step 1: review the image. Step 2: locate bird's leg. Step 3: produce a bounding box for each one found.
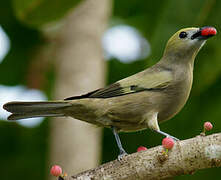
[147,112,179,141]
[112,127,128,160]
[154,129,179,141]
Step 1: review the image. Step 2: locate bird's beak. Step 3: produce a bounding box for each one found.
[191,26,217,40]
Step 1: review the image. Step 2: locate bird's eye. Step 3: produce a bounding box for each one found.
[179,31,188,39]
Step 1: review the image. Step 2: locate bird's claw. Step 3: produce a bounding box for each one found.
[117,150,128,161]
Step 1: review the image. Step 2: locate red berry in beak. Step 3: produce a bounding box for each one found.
[201,27,217,36]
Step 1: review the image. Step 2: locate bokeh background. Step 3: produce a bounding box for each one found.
[0,0,221,179]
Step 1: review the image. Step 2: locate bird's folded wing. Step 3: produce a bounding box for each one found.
[65,69,173,100]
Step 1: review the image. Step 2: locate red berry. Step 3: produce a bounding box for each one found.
[204,122,213,131]
[137,146,148,152]
[50,165,62,177]
[201,27,217,36]
[162,137,174,149]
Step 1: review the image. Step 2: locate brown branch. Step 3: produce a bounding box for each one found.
[68,133,221,180]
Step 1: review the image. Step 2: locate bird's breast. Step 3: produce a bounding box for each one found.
[158,67,193,122]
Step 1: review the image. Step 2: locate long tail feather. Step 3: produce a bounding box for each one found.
[3,101,72,120]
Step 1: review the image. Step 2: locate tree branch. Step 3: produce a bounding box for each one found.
[69,133,221,180]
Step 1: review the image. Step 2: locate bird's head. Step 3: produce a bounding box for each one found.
[163,26,217,62]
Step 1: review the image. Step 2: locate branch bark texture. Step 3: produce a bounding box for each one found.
[71,133,221,180]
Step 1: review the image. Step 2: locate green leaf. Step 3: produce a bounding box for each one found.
[12,0,82,28]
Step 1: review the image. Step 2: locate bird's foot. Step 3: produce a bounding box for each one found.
[117,150,128,161]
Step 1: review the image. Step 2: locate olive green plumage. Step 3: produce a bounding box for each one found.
[3,27,216,134]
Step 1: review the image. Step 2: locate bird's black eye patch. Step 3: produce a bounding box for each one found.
[179,31,188,39]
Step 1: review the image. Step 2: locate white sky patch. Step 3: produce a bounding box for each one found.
[0,26,10,63]
[0,85,47,128]
[102,25,151,63]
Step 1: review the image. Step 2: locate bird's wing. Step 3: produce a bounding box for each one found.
[65,69,173,100]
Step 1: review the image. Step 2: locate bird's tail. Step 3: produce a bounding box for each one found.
[3,101,72,120]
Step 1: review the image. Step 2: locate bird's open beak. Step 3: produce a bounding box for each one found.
[191,26,217,40]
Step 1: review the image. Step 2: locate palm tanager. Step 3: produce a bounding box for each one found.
[3,26,217,158]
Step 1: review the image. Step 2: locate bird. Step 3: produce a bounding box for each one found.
[3,26,217,159]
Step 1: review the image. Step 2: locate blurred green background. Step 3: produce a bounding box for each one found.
[0,0,221,179]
